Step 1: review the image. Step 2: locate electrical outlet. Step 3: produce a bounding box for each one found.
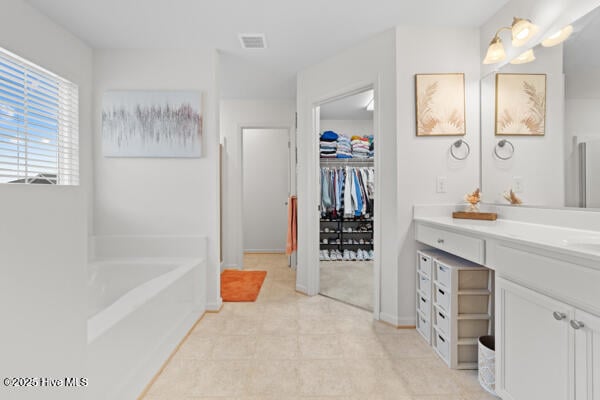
[436,176,447,193]
[513,176,524,193]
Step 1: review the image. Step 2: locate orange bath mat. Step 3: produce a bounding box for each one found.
[221,269,267,302]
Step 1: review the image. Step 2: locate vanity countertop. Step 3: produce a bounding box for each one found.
[414,215,600,264]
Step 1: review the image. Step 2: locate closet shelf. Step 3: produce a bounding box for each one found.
[457,338,479,346]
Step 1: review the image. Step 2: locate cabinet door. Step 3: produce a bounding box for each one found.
[496,278,574,400]
[574,309,600,400]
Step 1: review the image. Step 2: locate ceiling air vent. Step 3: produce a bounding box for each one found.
[239,34,267,49]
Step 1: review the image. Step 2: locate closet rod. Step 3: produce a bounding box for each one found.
[319,158,374,166]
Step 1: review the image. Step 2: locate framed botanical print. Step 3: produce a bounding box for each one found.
[495,73,546,136]
[415,73,466,136]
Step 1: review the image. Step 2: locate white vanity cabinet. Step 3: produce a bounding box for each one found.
[574,309,600,400]
[495,277,574,400]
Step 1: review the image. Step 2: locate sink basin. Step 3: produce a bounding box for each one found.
[562,236,600,252]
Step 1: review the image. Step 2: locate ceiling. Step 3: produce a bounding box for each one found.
[25,0,510,99]
[320,90,374,120]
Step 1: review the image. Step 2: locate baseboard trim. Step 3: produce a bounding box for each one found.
[205,297,223,312]
[244,250,286,254]
[379,312,416,327]
[222,263,240,271]
[295,284,308,295]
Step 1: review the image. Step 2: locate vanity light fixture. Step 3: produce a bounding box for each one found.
[511,17,539,47]
[510,49,536,64]
[483,16,539,64]
[542,25,574,47]
[483,35,506,64]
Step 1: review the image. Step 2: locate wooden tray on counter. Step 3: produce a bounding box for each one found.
[452,211,498,221]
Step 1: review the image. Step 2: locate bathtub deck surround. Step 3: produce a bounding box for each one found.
[414,204,600,400]
[87,235,207,400]
[142,253,496,399]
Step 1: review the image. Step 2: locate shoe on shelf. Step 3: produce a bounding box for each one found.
[319,250,325,261]
[369,250,374,260]
[323,238,328,244]
[359,239,365,244]
[356,249,363,261]
[350,250,357,261]
[324,250,331,261]
[343,249,350,261]
[336,250,343,261]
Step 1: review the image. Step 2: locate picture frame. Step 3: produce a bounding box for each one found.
[495,73,546,136]
[102,90,203,157]
[415,73,466,136]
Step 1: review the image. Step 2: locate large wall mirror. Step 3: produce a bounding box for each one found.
[481,6,600,209]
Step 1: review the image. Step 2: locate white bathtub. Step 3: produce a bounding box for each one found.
[86,235,207,400]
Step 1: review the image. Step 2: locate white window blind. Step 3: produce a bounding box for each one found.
[0,47,79,185]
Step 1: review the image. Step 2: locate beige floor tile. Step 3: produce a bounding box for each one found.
[211,335,257,359]
[297,359,354,396]
[247,359,300,395]
[142,253,497,400]
[254,335,299,359]
[188,360,252,397]
[298,334,344,359]
[339,334,387,359]
[392,357,463,396]
[379,331,437,359]
[260,317,300,335]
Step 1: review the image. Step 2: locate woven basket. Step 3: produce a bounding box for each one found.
[478,336,497,396]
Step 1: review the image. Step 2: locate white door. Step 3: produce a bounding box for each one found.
[574,309,600,400]
[496,278,574,400]
[242,128,290,252]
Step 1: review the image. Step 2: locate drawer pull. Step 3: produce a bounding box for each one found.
[570,320,585,330]
[438,334,446,342]
[438,312,445,319]
[437,238,445,244]
[438,288,446,295]
[421,256,428,262]
[552,311,566,321]
[421,297,427,303]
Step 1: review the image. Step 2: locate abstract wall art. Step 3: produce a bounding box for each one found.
[495,73,546,136]
[102,90,203,157]
[415,73,466,136]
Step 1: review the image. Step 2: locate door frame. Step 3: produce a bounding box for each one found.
[307,79,382,319]
[238,125,295,268]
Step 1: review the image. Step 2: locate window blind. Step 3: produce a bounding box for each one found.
[0,47,79,185]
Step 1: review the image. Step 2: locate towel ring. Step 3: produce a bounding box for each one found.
[494,139,515,160]
[450,139,470,160]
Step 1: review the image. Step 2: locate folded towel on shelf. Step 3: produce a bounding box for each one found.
[320,131,339,142]
[336,153,353,158]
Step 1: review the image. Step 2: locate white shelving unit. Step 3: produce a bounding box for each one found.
[416,249,493,369]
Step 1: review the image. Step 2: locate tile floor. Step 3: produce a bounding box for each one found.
[143,253,497,400]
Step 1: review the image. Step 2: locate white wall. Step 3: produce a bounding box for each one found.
[92,49,222,309]
[297,29,399,322]
[480,45,566,206]
[242,128,290,252]
[320,119,373,137]
[0,1,91,398]
[220,99,295,269]
[395,26,482,325]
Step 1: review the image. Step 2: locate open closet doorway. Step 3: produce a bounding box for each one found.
[318,89,375,311]
[242,128,291,254]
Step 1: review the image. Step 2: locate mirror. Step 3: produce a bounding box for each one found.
[481,6,600,209]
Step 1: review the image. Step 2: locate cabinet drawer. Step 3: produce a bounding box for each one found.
[416,223,484,264]
[435,262,452,290]
[416,311,431,343]
[434,284,451,312]
[417,272,432,298]
[433,329,450,364]
[434,306,450,336]
[417,293,431,319]
[417,252,433,277]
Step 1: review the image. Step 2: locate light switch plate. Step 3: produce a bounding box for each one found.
[513,176,524,193]
[436,176,447,193]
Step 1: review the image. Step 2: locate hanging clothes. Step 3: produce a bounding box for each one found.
[320,165,374,219]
